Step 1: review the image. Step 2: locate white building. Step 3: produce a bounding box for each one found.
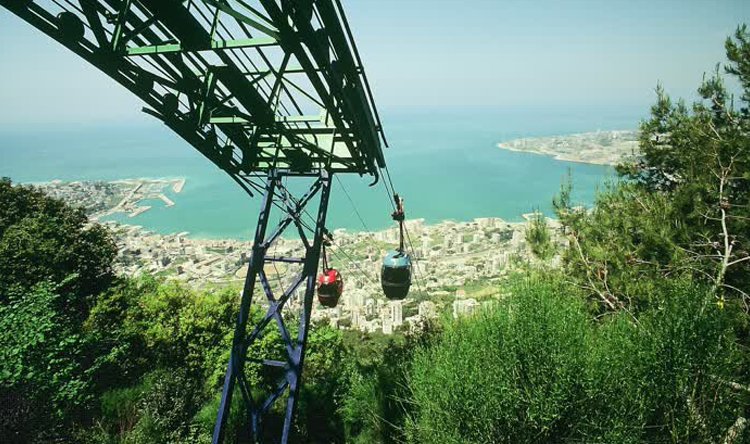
[511,230,525,251]
[473,232,483,243]
[381,306,393,334]
[453,298,480,319]
[364,298,376,316]
[390,301,403,327]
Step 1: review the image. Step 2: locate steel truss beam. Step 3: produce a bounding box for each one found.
[0,0,387,184]
[213,169,332,444]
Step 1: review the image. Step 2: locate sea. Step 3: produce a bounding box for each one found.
[0,107,643,240]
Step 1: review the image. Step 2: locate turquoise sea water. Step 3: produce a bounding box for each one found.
[0,108,641,240]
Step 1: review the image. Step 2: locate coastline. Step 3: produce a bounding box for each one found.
[496,143,619,166]
[497,129,638,166]
[31,175,573,242]
[27,177,565,334]
[34,177,187,221]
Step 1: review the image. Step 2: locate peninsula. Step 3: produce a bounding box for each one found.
[497,130,639,165]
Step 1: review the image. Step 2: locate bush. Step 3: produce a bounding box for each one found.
[406,276,588,443]
[525,211,554,260]
[0,178,116,320]
[0,282,94,442]
[584,281,745,442]
[405,276,745,443]
[98,384,149,440]
[84,277,238,391]
[340,328,435,444]
[129,370,204,443]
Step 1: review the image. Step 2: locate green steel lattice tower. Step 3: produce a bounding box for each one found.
[0,0,388,441]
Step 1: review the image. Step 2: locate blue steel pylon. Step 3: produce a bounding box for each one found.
[213,168,332,443]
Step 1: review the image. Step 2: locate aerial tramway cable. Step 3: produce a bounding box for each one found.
[246,176,377,296]
[245,162,424,301]
[377,164,426,296]
[336,175,371,232]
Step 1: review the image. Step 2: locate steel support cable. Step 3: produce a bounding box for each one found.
[328,241,377,285]
[327,247,377,287]
[380,167,425,288]
[290,193,366,277]
[293,206,375,288]
[246,178,376,294]
[378,170,397,212]
[382,177,425,294]
[285,196,377,288]
[270,205,287,297]
[335,175,370,232]
[241,178,317,237]
[244,176,376,295]
[399,211,426,293]
[244,177,388,306]
[279,172,420,298]
[402,222,425,294]
[382,164,398,206]
[321,242,329,270]
[277,172,413,297]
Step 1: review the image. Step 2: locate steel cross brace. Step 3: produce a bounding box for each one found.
[213,169,333,444]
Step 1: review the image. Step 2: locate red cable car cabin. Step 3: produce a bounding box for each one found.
[317,268,343,308]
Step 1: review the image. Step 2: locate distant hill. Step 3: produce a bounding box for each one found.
[497,130,639,165]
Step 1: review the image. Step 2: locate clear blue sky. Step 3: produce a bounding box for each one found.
[0,0,748,127]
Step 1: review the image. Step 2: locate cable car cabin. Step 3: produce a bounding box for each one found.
[317,268,343,308]
[381,250,412,300]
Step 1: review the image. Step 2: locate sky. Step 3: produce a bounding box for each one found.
[0,0,748,127]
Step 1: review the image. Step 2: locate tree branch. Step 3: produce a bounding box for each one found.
[723,417,747,444]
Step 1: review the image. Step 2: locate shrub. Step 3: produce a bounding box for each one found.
[525,211,554,260]
[0,178,116,320]
[405,276,744,443]
[0,282,93,442]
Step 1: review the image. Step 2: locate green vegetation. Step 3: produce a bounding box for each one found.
[525,210,554,259]
[406,276,744,443]
[553,25,750,315]
[2,25,750,444]
[0,178,116,320]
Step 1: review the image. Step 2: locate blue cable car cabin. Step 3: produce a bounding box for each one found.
[381,250,412,300]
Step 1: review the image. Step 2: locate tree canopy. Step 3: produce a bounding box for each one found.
[0,178,116,319]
